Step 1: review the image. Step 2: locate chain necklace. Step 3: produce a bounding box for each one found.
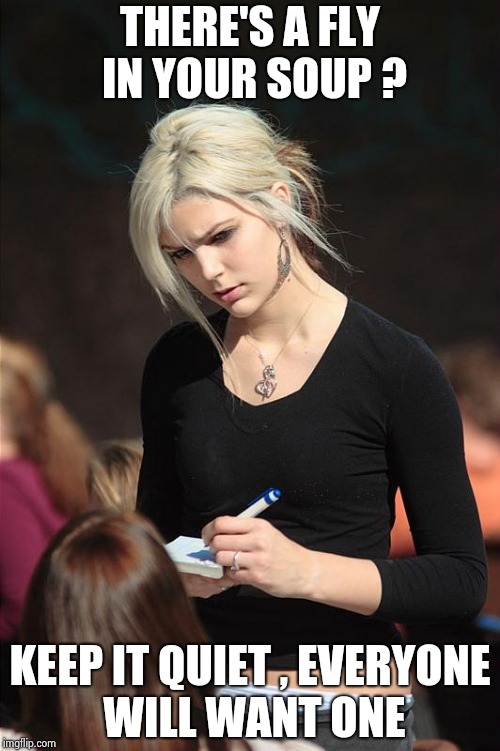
[246,294,316,400]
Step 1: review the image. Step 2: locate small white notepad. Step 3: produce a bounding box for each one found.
[165,536,224,579]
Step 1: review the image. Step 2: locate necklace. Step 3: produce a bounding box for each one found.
[246,295,316,400]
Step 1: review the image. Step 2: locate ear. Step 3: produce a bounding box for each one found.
[270,181,291,204]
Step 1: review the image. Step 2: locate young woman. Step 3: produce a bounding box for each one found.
[130,104,486,749]
[17,510,320,751]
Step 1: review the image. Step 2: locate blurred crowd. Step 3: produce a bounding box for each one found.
[0,333,498,750]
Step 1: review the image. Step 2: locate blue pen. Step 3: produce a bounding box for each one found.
[238,488,281,518]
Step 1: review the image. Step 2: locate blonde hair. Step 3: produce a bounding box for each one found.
[87,439,143,512]
[130,104,347,353]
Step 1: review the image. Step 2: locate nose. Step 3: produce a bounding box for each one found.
[195,246,224,281]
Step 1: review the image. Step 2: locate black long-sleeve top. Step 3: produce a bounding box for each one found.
[138,299,486,665]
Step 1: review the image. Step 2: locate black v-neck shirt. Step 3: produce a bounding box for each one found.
[138,299,486,663]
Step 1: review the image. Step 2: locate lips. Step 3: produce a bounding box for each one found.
[213,285,243,303]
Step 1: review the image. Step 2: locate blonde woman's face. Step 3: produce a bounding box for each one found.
[159,194,286,318]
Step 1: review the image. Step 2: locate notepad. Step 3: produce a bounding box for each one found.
[165,536,224,579]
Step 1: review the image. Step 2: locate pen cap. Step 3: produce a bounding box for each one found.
[264,488,281,504]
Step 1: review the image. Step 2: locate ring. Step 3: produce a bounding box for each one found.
[231,551,241,572]
[220,585,227,592]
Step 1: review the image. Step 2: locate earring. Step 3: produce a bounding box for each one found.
[277,227,291,283]
[268,227,292,299]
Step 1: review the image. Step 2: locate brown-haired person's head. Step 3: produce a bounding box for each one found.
[20,511,217,751]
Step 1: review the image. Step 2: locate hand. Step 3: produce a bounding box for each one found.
[180,572,235,599]
[202,515,315,598]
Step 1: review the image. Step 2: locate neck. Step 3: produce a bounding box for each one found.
[233,263,327,346]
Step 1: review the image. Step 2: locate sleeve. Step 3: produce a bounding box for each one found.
[136,335,184,541]
[374,340,487,623]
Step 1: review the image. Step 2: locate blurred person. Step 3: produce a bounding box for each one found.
[17,509,322,751]
[0,361,68,642]
[87,439,142,512]
[0,335,92,722]
[0,359,68,723]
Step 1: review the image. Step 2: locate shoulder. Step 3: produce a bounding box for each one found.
[346,299,442,377]
[347,299,425,352]
[0,458,45,499]
[348,303,462,429]
[141,311,225,390]
[0,458,65,529]
[147,319,205,362]
[339,300,454,416]
[147,310,226,358]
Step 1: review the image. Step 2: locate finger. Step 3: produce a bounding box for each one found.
[215,549,250,571]
[210,533,259,554]
[202,516,264,544]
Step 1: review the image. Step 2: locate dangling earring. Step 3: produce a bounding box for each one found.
[277,226,291,283]
[268,227,292,300]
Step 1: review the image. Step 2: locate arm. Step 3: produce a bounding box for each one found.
[137,335,234,597]
[136,337,183,540]
[374,342,487,622]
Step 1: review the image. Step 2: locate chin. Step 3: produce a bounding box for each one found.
[220,297,260,319]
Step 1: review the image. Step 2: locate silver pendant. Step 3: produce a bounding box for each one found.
[255,365,277,399]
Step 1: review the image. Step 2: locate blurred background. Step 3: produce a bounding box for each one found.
[1,0,498,440]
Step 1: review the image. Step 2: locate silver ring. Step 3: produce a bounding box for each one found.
[220,585,227,592]
[231,551,241,571]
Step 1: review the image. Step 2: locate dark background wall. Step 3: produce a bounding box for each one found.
[1,0,497,440]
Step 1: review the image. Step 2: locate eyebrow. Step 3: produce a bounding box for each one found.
[161,219,235,252]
